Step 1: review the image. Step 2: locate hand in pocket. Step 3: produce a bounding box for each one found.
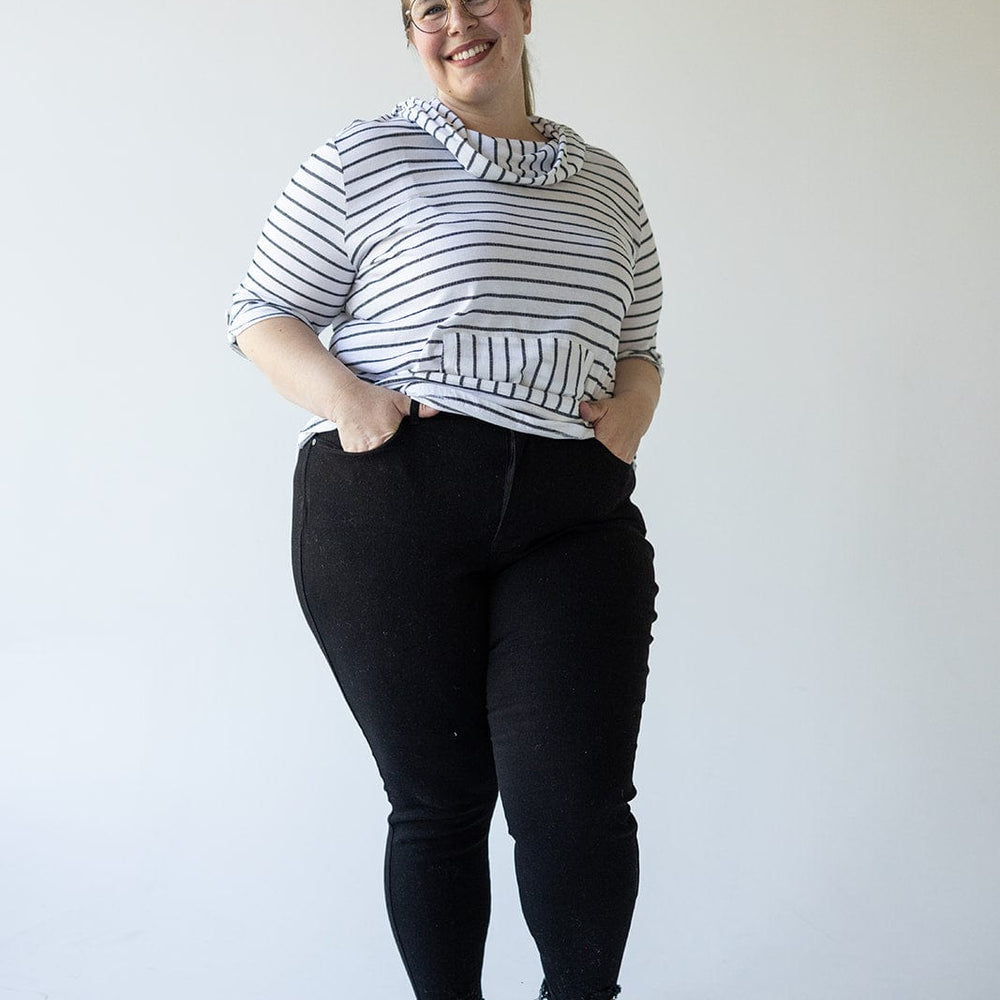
[579,395,651,465]
[334,382,439,453]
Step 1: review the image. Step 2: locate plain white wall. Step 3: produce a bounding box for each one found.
[1,1,998,998]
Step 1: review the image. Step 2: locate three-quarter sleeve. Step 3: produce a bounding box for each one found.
[226,139,355,359]
[617,197,664,380]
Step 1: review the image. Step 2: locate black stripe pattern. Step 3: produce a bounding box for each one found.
[227,98,663,447]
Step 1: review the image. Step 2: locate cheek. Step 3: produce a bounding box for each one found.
[414,40,443,71]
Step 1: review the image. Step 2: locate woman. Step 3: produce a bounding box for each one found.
[226,2,663,998]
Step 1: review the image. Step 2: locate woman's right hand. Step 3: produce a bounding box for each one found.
[233,317,439,450]
[333,380,440,453]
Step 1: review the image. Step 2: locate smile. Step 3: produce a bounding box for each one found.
[447,42,494,62]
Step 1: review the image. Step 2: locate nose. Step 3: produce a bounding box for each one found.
[446,0,479,32]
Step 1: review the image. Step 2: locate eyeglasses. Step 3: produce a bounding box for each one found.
[405,0,502,34]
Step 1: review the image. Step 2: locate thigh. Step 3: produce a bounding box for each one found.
[291,420,503,802]
[486,495,658,828]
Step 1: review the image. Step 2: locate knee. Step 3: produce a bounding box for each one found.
[386,771,500,836]
[505,794,638,856]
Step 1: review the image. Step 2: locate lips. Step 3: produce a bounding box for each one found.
[445,40,494,61]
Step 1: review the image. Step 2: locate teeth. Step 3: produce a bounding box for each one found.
[452,43,491,61]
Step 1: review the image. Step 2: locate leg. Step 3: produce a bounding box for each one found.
[290,419,510,1000]
[487,440,657,1000]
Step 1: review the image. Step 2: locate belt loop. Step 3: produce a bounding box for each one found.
[408,397,421,423]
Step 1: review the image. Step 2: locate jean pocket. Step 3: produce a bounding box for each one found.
[591,436,636,473]
[313,418,408,457]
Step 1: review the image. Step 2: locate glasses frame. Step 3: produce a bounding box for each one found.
[405,0,502,34]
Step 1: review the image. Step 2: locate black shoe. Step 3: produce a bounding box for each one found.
[536,981,622,1000]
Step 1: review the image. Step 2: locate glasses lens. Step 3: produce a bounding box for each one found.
[409,0,501,32]
[410,1,448,31]
[465,0,501,14]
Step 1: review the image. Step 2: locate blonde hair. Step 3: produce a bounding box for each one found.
[400,0,535,116]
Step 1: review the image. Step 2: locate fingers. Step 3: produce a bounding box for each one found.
[335,387,404,452]
[579,398,607,424]
[582,396,643,464]
[338,419,403,453]
[390,391,439,420]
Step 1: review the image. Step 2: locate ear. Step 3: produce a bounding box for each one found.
[521,0,532,35]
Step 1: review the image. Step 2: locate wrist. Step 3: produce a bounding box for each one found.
[613,386,658,422]
[326,370,370,425]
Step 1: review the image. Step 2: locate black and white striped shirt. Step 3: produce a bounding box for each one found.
[227,98,663,448]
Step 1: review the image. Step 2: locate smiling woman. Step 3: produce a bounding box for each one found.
[226,2,663,999]
[401,0,535,118]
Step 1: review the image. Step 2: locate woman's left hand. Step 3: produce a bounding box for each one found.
[579,359,661,464]
[579,396,650,465]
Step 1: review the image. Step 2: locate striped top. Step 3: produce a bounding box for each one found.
[227,97,663,448]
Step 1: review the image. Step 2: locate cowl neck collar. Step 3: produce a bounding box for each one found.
[393,97,586,186]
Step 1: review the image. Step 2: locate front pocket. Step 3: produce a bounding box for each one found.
[591,436,636,473]
[312,418,408,457]
[438,331,594,417]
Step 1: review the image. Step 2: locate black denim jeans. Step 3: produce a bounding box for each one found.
[291,412,657,1000]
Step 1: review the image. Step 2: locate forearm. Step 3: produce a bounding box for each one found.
[613,357,661,430]
[234,316,360,423]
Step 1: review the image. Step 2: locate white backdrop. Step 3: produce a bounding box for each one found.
[1,1,998,998]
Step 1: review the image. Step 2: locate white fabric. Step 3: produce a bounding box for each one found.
[227,98,663,448]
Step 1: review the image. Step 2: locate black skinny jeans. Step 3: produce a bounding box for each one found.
[291,411,657,1000]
